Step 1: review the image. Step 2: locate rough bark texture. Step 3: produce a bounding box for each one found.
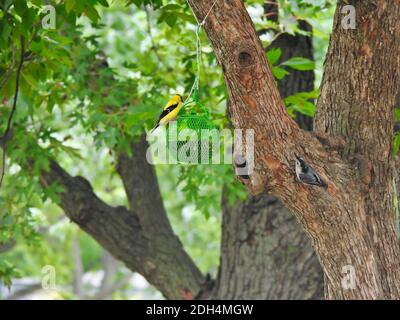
[314,0,400,298]
[215,15,323,299]
[215,193,323,299]
[187,0,400,299]
[40,136,205,300]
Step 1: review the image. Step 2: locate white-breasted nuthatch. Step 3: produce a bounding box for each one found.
[295,154,327,188]
[234,154,250,179]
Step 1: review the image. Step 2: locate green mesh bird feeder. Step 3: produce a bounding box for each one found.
[163,24,220,164]
[166,95,219,164]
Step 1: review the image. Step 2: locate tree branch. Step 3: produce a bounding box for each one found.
[39,150,205,299]
[116,135,205,298]
[116,135,174,233]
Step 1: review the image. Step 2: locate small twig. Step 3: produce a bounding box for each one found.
[267,30,284,44]
[0,150,5,189]
[0,36,25,190]
[1,37,25,144]
[262,12,279,18]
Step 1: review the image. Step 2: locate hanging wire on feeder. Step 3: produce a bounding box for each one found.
[153,1,219,164]
[184,0,218,106]
[151,0,218,134]
[184,25,201,106]
[186,0,218,27]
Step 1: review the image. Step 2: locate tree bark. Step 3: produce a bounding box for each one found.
[215,192,323,299]
[314,1,400,298]
[187,0,400,299]
[215,12,323,299]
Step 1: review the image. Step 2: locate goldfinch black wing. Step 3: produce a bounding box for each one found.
[151,102,180,133]
[157,103,179,122]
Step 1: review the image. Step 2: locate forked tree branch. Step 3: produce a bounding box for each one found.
[39,152,205,300]
[186,0,400,299]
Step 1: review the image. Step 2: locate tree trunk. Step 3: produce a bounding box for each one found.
[215,14,323,299]
[187,0,400,299]
[314,1,400,298]
[214,192,323,299]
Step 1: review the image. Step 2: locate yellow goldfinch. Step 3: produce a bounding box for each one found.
[151,94,184,133]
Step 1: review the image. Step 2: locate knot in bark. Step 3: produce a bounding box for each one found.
[238,51,253,67]
[236,44,256,69]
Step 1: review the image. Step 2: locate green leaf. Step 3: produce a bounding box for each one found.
[161,4,182,11]
[281,57,315,71]
[14,0,28,17]
[272,66,289,80]
[164,13,177,27]
[288,101,315,117]
[97,0,109,7]
[266,47,282,65]
[174,12,197,24]
[1,0,13,11]
[65,0,76,13]
[284,91,317,117]
[395,109,400,122]
[394,133,400,155]
[84,5,100,23]
[1,21,11,42]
